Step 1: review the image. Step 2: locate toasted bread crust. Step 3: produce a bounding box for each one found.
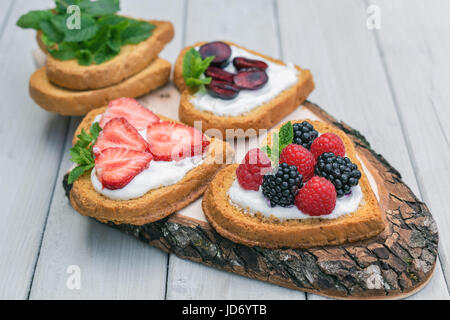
[70,108,234,226]
[37,20,174,90]
[202,120,385,249]
[29,58,171,116]
[173,41,315,137]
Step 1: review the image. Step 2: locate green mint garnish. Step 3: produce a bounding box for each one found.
[68,122,102,185]
[182,48,215,89]
[17,0,155,66]
[261,121,294,164]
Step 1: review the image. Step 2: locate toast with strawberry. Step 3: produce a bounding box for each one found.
[173,41,315,137]
[202,120,385,249]
[69,98,233,225]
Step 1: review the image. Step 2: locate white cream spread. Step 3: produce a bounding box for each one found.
[91,156,204,201]
[189,46,299,116]
[228,179,363,220]
[91,115,204,201]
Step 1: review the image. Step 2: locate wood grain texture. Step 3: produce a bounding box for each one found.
[63,101,439,299]
[27,0,185,299]
[276,0,449,299]
[369,0,450,293]
[165,0,306,300]
[0,0,70,299]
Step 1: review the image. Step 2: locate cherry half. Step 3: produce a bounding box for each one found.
[207,80,240,100]
[233,70,268,90]
[199,41,232,68]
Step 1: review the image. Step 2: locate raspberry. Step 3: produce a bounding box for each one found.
[310,133,345,159]
[236,149,272,190]
[280,144,316,182]
[295,177,336,216]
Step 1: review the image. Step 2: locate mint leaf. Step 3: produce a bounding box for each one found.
[41,33,57,48]
[79,0,120,16]
[183,48,215,89]
[63,15,98,42]
[261,145,272,158]
[94,44,118,64]
[121,20,155,45]
[56,0,82,14]
[17,10,53,30]
[68,164,94,185]
[48,42,79,60]
[278,121,293,151]
[68,122,102,185]
[40,20,64,43]
[77,49,93,65]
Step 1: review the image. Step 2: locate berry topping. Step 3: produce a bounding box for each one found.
[295,177,336,216]
[310,133,345,159]
[99,98,160,131]
[93,118,150,156]
[207,80,240,100]
[199,41,232,68]
[233,69,268,90]
[233,57,268,71]
[315,152,362,198]
[146,122,210,161]
[236,149,272,191]
[293,121,319,149]
[205,66,234,83]
[280,144,316,182]
[262,163,303,207]
[95,148,153,190]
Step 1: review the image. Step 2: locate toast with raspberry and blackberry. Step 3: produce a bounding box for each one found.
[173,41,315,137]
[68,98,234,225]
[202,120,385,249]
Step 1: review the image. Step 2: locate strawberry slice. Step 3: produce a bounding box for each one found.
[93,117,150,156]
[146,122,210,161]
[99,98,160,131]
[95,148,153,190]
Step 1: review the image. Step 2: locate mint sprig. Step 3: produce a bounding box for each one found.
[261,121,294,164]
[182,48,215,88]
[68,122,102,184]
[17,0,155,66]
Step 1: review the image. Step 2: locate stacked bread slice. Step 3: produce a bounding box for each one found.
[30,20,174,116]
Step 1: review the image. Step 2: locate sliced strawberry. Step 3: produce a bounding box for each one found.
[95,148,153,190]
[146,122,210,161]
[99,98,160,131]
[93,117,150,156]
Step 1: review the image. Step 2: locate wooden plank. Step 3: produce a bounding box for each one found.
[0,0,70,299]
[28,0,185,299]
[277,0,448,299]
[370,0,450,294]
[0,0,13,39]
[165,0,306,300]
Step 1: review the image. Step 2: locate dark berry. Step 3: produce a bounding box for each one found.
[199,41,232,68]
[207,80,240,100]
[293,121,319,149]
[205,66,234,83]
[262,163,304,207]
[315,152,362,198]
[233,70,268,90]
[233,57,268,71]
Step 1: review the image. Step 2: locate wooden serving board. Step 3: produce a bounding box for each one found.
[61,94,438,299]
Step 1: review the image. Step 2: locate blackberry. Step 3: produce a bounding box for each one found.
[293,121,319,149]
[262,163,304,207]
[315,152,362,198]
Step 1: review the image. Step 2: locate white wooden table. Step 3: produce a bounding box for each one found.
[0,0,449,300]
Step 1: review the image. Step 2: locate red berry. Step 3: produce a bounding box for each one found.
[280,144,316,182]
[236,149,272,191]
[295,177,336,216]
[310,133,345,159]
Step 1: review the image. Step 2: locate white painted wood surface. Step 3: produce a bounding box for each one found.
[369,0,450,293]
[0,0,448,299]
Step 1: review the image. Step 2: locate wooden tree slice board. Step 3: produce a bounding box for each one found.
[63,98,438,300]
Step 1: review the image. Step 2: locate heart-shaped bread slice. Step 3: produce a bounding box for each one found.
[70,107,234,226]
